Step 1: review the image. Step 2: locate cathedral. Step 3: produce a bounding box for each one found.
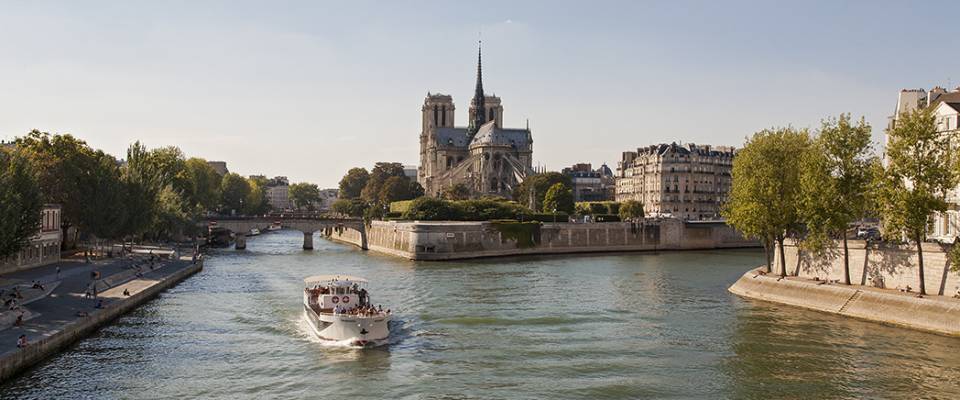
[418,43,535,199]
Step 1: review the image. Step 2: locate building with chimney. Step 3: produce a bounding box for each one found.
[418,42,535,199]
[616,143,735,221]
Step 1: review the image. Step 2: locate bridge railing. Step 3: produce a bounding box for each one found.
[203,212,360,221]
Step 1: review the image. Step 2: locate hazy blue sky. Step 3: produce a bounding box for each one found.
[2,1,958,187]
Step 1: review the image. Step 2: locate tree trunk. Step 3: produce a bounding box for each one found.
[763,239,772,273]
[778,237,787,277]
[842,234,851,285]
[916,234,926,295]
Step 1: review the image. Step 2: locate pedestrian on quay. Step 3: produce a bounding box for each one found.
[56,266,61,279]
[16,334,28,348]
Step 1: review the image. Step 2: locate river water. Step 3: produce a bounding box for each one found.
[3,230,959,399]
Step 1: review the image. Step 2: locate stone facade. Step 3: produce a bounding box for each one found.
[266,185,292,210]
[616,143,734,221]
[0,205,62,274]
[887,87,960,242]
[562,163,615,202]
[418,43,534,199]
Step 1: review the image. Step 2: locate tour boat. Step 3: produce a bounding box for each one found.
[302,275,390,347]
[267,222,282,231]
[247,228,261,236]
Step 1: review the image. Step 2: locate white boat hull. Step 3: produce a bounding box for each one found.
[303,305,389,346]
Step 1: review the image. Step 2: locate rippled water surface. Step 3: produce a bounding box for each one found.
[3,231,959,399]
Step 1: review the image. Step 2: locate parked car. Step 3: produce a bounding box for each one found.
[856,227,880,240]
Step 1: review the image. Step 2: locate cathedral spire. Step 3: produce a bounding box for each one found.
[470,40,486,134]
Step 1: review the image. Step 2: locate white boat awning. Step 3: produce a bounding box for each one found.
[303,275,369,286]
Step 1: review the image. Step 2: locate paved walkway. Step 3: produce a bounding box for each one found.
[0,255,195,356]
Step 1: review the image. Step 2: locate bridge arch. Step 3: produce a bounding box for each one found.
[202,216,367,251]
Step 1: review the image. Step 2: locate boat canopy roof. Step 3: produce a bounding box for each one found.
[303,275,369,287]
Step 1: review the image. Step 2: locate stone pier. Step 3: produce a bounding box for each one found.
[303,231,314,250]
[235,235,246,250]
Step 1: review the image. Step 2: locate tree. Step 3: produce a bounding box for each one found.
[0,147,42,259]
[378,176,423,205]
[798,114,875,285]
[82,152,127,241]
[723,127,811,275]
[183,158,221,212]
[619,200,644,221]
[542,183,574,214]
[332,198,367,217]
[16,130,101,246]
[243,178,269,215]
[220,173,250,214]
[879,107,958,295]
[339,167,369,199]
[514,172,572,211]
[443,183,471,200]
[289,182,321,210]
[361,162,406,203]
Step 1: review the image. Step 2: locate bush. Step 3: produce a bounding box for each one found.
[402,197,458,220]
[575,201,621,215]
[390,200,414,214]
[402,197,531,221]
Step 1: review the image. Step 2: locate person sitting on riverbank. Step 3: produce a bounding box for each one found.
[123,288,130,296]
[31,281,45,291]
[16,334,28,348]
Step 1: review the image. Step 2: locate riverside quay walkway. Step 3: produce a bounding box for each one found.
[0,252,202,381]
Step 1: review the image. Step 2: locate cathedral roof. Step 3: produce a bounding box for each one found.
[469,120,531,148]
[434,127,471,147]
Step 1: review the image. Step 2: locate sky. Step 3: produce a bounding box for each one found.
[1,1,959,187]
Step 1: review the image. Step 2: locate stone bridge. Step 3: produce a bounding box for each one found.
[203,215,366,250]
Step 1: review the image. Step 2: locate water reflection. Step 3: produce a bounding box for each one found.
[2,231,958,399]
[725,299,960,398]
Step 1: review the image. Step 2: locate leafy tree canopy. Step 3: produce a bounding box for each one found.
[338,167,369,199]
[0,147,43,259]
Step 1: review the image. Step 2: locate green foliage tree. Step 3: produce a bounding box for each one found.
[879,107,958,295]
[619,200,644,221]
[16,130,101,244]
[443,183,471,200]
[798,114,875,285]
[0,148,42,259]
[289,182,321,210]
[723,127,811,275]
[361,162,406,203]
[331,198,367,217]
[339,167,369,199]
[378,176,423,204]
[244,178,270,215]
[82,152,128,240]
[542,183,574,214]
[183,157,221,212]
[220,173,251,214]
[514,172,572,211]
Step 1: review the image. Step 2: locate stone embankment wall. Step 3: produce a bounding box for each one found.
[0,261,203,382]
[729,270,960,336]
[326,219,757,260]
[774,238,960,297]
